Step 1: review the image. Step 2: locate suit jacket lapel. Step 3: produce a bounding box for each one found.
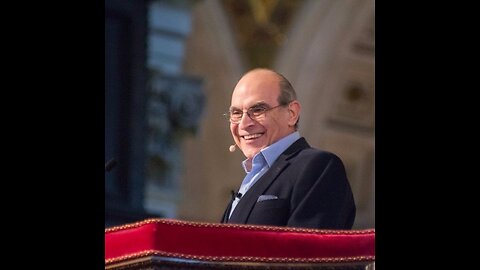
[228,137,310,223]
[221,191,235,223]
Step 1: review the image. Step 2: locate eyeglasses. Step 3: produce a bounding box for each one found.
[223,103,286,124]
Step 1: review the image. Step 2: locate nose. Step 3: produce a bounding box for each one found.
[238,111,255,128]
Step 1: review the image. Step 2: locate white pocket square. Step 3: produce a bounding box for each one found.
[257,195,278,202]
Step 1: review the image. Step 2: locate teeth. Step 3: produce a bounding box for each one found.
[243,133,262,140]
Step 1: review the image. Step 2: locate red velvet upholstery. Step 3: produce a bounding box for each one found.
[105,218,374,265]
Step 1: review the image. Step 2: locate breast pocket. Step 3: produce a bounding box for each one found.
[248,198,289,226]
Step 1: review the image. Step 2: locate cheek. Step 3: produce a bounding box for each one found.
[230,125,238,137]
[265,119,284,140]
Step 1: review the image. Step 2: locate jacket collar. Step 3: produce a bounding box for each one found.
[228,137,310,223]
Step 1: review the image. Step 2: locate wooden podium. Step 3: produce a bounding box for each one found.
[105,218,375,270]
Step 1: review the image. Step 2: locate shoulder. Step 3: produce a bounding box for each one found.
[294,147,344,167]
[301,147,340,159]
[289,138,342,162]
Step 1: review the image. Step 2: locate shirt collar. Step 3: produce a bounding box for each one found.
[241,131,300,172]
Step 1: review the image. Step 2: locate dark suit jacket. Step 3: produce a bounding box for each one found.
[221,137,356,230]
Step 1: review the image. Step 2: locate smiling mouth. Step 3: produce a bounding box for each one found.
[242,133,264,140]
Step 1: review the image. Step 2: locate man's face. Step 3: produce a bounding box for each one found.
[229,70,294,160]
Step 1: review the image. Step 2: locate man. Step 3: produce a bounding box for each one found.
[221,68,356,229]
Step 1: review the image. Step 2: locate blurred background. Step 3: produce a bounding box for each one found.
[105,0,375,229]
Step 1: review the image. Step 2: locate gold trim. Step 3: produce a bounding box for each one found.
[105,250,375,265]
[105,218,375,235]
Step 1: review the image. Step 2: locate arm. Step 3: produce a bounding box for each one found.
[287,152,356,229]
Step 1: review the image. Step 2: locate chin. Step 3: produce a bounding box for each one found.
[243,147,261,158]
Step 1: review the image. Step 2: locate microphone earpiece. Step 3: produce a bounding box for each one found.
[229,144,236,152]
[105,158,118,172]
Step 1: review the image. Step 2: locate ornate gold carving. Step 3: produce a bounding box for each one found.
[220,0,303,68]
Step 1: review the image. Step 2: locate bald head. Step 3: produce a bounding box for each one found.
[232,69,281,103]
[240,68,282,82]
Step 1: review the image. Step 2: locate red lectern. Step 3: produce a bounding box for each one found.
[105,218,375,269]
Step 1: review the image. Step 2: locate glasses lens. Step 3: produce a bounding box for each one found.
[227,111,242,123]
[249,106,268,117]
[226,104,284,123]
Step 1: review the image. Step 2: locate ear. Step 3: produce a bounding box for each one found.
[287,101,301,127]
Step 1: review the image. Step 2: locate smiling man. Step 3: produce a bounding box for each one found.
[221,68,356,230]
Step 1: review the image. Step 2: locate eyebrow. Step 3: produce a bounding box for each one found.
[229,101,268,111]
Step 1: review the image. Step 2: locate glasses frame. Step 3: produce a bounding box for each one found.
[223,103,287,124]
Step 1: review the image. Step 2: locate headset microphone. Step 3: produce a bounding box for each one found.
[229,144,236,152]
[105,158,118,172]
